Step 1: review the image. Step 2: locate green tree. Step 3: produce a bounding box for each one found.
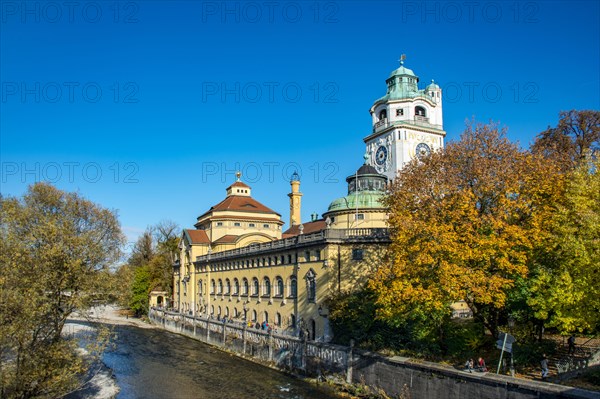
[528,156,600,333]
[129,265,152,316]
[0,183,124,398]
[118,220,179,313]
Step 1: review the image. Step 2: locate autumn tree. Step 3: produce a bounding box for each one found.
[370,121,562,339]
[531,110,600,170]
[0,183,124,398]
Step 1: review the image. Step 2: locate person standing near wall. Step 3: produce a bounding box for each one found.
[568,335,576,355]
[540,354,549,380]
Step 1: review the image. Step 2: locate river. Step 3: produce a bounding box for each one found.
[66,313,342,399]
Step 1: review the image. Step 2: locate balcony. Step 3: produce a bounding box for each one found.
[373,118,390,133]
[371,117,442,134]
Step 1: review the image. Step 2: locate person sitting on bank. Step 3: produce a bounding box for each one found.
[477,357,487,372]
[464,358,474,373]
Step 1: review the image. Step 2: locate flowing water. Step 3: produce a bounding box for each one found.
[97,324,342,399]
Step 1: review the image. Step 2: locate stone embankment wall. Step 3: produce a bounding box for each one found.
[149,309,597,399]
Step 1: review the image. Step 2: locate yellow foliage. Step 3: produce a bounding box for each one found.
[369,121,564,335]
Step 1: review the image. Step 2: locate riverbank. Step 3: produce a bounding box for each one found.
[69,305,154,329]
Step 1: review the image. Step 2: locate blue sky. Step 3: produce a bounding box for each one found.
[1,0,599,249]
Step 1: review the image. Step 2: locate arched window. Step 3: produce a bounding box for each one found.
[263,311,269,323]
[218,279,223,294]
[233,308,238,318]
[210,279,215,294]
[275,276,284,297]
[210,305,214,315]
[305,270,316,302]
[276,312,282,327]
[252,277,259,296]
[263,277,271,297]
[415,106,426,117]
[242,278,249,295]
[290,314,296,328]
[225,307,229,317]
[198,280,203,295]
[217,306,221,316]
[225,279,231,295]
[252,310,257,322]
[309,319,316,340]
[379,109,387,121]
[233,278,240,295]
[289,276,297,298]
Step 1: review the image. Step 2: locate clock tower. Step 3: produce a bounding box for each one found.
[364,57,446,181]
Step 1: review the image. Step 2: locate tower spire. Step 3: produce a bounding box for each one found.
[288,171,302,226]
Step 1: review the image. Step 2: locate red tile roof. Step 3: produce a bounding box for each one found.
[185,229,210,244]
[282,220,326,237]
[213,234,239,244]
[228,181,250,189]
[198,195,281,220]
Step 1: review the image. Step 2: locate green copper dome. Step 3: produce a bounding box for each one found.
[426,79,440,90]
[389,65,417,79]
[326,160,388,213]
[327,191,386,212]
[374,61,422,103]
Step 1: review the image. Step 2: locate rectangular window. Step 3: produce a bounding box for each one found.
[263,224,269,228]
[305,251,311,262]
[315,251,321,261]
[355,213,364,220]
[352,249,364,261]
[249,223,255,227]
[287,254,292,264]
[234,222,241,227]
[396,108,404,116]
[216,222,223,226]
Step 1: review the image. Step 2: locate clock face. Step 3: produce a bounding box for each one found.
[375,146,388,166]
[415,143,431,160]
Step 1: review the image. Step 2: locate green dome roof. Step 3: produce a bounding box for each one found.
[389,65,416,78]
[426,79,440,90]
[327,191,386,212]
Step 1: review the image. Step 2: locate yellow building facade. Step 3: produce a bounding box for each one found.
[173,163,391,341]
